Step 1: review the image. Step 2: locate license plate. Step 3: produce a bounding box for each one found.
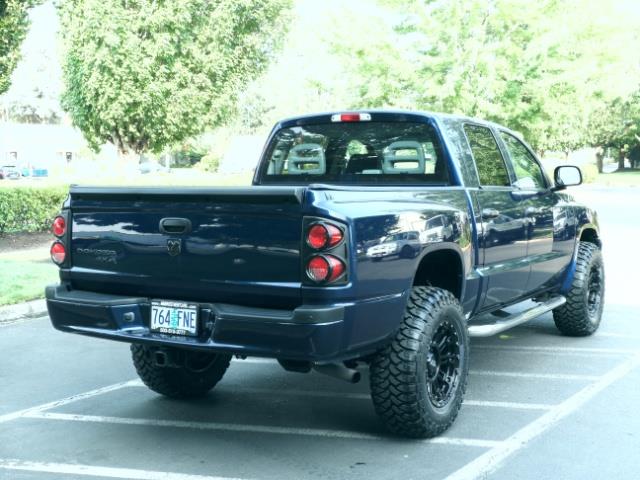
[150,300,198,336]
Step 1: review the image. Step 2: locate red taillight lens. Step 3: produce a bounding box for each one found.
[306,255,345,283]
[50,242,66,265]
[52,216,66,237]
[326,255,345,282]
[307,223,343,249]
[307,256,329,281]
[331,112,372,122]
[340,113,361,122]
[307,224,328,249]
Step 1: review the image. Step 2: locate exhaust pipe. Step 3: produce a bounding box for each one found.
[313,363,361,383]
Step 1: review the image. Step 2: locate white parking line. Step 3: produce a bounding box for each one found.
[190,385,554,411]
[596,331,640,340]
[469,370,599,381]
[444,354,640,480]
[24,411,502,448]
[464,400,552,411]
[472,345,638,355]
[0,380,137,424]
[0,459,248,480]
[232,358,600,380]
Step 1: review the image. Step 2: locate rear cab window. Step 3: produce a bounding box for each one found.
[258,119,450,185]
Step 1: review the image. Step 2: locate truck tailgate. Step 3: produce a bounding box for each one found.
[66,186,305,308]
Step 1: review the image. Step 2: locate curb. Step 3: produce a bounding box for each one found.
[0,298,48,325]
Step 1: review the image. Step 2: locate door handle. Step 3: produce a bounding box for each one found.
[159,218,192,235]
[481,208,500,219]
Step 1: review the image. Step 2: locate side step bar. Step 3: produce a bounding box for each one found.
[468,296,566,338]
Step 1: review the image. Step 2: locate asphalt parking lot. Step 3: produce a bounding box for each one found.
[1,187,639,480]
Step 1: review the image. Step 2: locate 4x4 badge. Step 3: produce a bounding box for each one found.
[167,239,182,256]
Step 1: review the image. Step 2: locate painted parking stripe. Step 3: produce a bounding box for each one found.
[0,380,137,424]
[472,345,639,355]
[24,411,502,448]
[233,358,600,380]
[596,331,640,340]
[0,459,247,480]
[468,370,599,381]
[464,400,552,410]
[444,354,640,480]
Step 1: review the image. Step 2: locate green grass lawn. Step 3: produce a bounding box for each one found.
[594,169,640,187]
[0,258,58,306]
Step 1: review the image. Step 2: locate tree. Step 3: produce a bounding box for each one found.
[0,0,41,96]
[58,0,292,158]
[589,90,640,170]
[330,0,640,153]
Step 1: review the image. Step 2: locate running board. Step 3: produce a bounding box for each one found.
[468,296,566,337]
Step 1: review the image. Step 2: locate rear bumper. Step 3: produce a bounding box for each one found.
[46,284,406,362]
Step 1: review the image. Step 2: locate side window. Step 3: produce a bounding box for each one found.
[464,125,511,187]
[499,132,546,190]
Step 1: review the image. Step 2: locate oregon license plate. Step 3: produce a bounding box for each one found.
[150,300,198,336]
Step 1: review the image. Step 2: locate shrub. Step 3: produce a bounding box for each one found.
[0,185,68,235]
[197,152,221,173]
[581,164,598,184]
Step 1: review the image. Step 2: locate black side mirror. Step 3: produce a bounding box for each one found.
[553,165,582,191]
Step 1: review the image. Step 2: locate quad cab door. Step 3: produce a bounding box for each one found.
[496,130,574,293]
[464,124,530,309]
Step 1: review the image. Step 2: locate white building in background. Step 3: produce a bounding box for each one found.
[0,122,82,174]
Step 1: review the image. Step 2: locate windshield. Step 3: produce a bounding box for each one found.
[258,121,450,185]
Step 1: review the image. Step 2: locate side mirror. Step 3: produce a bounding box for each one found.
[553,165,582,190]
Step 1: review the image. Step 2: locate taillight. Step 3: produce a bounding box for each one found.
[306,255,345,283]
[51,242,66,265]
[307,223,343,249]
[52,216,66,237]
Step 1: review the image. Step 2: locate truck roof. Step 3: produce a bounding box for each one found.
[275,109,508,133]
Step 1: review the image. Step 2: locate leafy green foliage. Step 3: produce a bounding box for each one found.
[581,164,599,183]
[0,0,41,95]
[0,186,68,235]
[588,90,640,152]
[197,152,221,173]
[170,141,207,167]
[58,0,292,154]
[333,0,640,152]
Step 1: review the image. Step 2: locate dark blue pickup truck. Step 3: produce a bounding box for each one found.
[46,111,604,438]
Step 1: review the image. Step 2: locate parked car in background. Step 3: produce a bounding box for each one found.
[367,231,421,259]
[139,160,170,174]
[421,214,454,243]
[19,166,49,178]
[0,165,21,180]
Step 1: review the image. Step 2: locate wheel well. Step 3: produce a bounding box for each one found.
[413,249,463,299]
[580,228,601,248]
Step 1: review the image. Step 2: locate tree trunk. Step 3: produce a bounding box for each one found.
[618,150,625,170]
[117,149,140,177]
[595,148,604,174]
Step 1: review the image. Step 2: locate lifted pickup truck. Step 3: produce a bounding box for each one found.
[46,111,604,438]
